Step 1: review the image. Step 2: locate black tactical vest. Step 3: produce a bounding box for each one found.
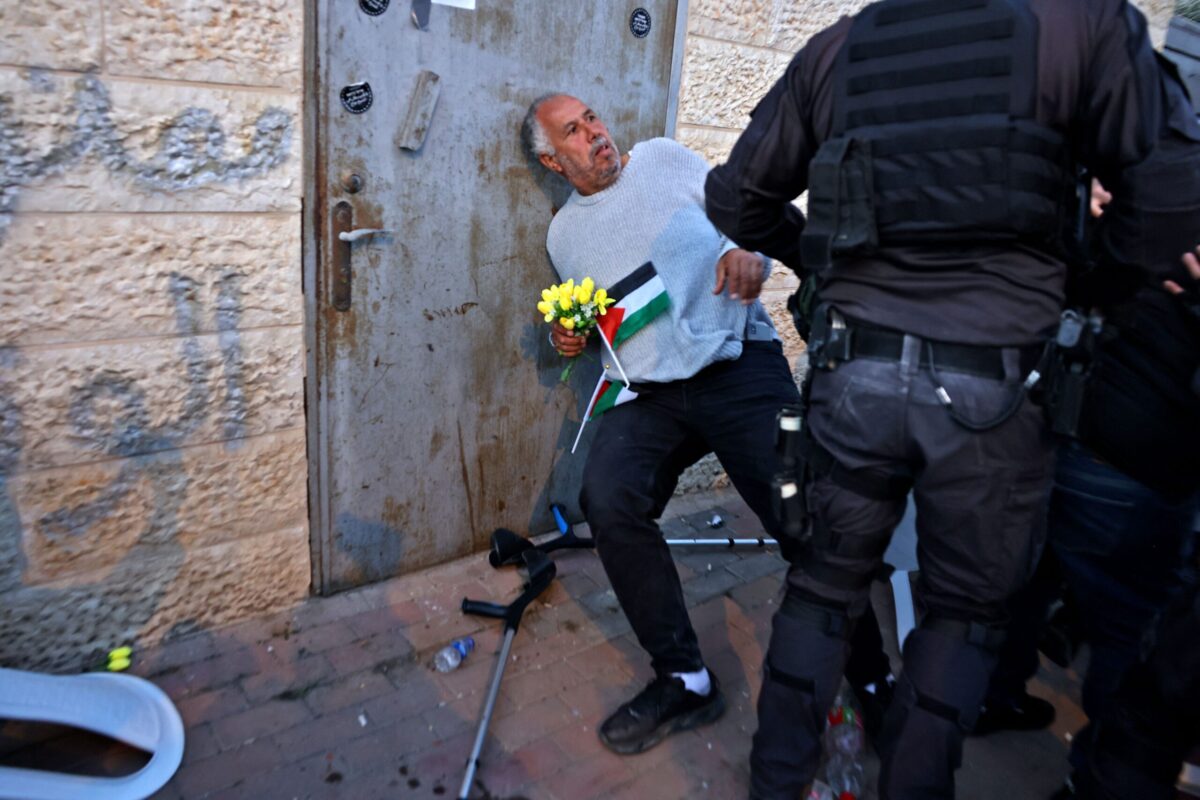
[801,0,1075,272]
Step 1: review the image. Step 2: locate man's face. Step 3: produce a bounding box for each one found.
[536,95,623,195]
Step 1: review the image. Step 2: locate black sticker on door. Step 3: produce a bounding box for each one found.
[340,82,374,114]
[630,8,651,38]
[360,0,389,15]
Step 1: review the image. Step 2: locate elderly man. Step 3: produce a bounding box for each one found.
[521,93,800,754]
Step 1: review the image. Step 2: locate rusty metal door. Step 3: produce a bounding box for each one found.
[306,1,686,593]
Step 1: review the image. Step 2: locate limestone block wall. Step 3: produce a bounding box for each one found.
[0,1,307,672]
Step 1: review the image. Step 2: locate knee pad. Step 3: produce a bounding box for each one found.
[752,593,855,798]
[882,618,1005,743]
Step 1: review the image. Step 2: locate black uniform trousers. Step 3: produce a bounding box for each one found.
[750,333,1055,800]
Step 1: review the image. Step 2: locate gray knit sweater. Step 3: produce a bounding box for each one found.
[546,137,775,384]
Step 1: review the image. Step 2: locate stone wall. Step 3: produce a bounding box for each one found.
[0,1,307,672]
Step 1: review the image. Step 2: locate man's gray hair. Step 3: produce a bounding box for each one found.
[521,93,563,162]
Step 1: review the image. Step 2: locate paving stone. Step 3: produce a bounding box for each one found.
[134,482,1086,800]
[212,698,313,749]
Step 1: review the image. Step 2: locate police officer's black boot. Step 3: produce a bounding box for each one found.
[749,594,851,800]
[876,623,1002,800]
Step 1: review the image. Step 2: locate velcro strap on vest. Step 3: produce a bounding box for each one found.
[875,0,987,26]
[847,55,1011,96]
[846,94,1008,130]
[850,17,1015,61]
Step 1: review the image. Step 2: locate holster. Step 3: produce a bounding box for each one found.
[1039,309,1099,438]
[806,303,853,370]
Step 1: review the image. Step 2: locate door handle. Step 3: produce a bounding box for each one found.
[331,202,354,311]
[338,228,393,243]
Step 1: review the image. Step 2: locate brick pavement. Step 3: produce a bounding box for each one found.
[12,486,1083,799]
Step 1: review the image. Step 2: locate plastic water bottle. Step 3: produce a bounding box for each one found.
[433,637,475,673]
[824,700,865,800]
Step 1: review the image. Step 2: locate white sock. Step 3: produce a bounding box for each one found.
[672,667,711,696]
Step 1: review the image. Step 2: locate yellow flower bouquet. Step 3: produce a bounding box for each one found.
[536,277,617,383]
[536,277,615,335]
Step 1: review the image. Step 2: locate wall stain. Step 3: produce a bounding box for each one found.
[421,302,477,321]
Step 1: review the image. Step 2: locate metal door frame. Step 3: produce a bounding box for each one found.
[301,0,690,595]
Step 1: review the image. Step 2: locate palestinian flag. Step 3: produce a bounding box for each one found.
[596,262,670,350]
[586,377,637,420]
[571,374,638,454]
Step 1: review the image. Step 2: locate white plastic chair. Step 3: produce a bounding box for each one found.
[0,667,184,800]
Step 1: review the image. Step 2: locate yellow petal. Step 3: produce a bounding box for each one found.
[537,301,553,315]
[582,277,595,294]
[561,316,575,330]
[544,312,555,322]
[542,288,555,303]
[559,297,572,310]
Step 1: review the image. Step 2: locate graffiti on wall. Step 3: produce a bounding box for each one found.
[0,71,296,670]
[0,267,260,669]
[0,72,294,241]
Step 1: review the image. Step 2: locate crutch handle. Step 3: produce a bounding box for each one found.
[461,599,507,619]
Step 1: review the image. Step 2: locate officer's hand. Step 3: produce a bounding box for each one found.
[1090,178,1112,218]
[550,320,589,357]
[714,248,763,305]
[1165,246,1200,320]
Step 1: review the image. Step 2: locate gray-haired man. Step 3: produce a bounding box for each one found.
[522,93,801,754]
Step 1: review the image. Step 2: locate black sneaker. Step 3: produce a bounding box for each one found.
[973,691,1056,736]
[598,674,726,754]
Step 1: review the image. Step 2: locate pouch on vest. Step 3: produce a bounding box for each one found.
[800,137,878,274]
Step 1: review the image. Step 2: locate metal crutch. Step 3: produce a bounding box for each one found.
[458,548,556,800]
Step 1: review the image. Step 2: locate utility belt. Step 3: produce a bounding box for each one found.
[808,312,1044,380]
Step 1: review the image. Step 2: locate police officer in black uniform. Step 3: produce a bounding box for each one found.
[704,1,1168,797]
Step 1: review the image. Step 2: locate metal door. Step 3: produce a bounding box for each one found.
[306,0,686,593]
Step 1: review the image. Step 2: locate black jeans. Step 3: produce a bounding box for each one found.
[579,341,800,675]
